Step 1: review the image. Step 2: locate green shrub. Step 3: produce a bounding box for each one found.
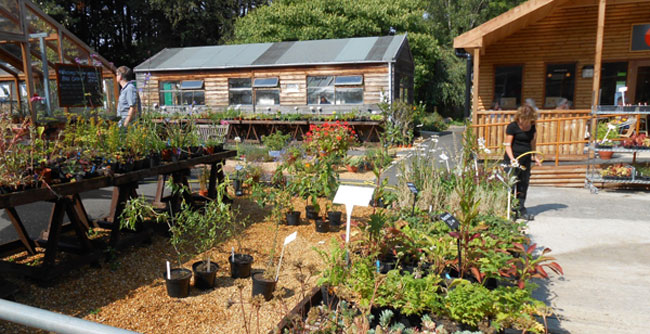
[261,131,291,151]
[416,111,448,132]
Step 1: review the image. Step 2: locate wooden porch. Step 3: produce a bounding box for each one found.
[472,109,590,164]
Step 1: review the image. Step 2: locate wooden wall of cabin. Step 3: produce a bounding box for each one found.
[477,2,650,111]
[138,63,390,110]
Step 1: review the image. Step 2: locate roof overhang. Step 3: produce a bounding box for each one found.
[454,0,575,50]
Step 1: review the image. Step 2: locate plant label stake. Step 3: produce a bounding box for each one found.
[440,212,461,277]
[275,232,297,282]
[333,185,375,264]
[231,247,235,262]
[406,182,418,216]
[166,261,171,280]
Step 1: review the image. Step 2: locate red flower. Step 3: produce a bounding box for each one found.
[336,136,342,140]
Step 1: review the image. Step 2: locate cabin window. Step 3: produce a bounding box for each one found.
[253,77,279,105]
[600,62,628,106]
[159,80,205,106]
[307,75,364,105]
[229,78,252,105]
[544,64,575,108]
[397,75,412,103]
[494,66,522,109]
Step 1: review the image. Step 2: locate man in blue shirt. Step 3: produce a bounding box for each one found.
[116,66,141,127]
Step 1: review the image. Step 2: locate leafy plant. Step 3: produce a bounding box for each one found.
[261,131,291,151]
[501,243,564,289]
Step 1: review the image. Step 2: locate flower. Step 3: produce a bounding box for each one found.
[439,153,449,161]
[30,94,44,103]
[234,136,242,143]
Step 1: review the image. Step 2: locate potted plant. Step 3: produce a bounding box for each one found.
[262,131,291,158]
[120,194,193,298]
[596,121,617,159]
[185,181,238,289]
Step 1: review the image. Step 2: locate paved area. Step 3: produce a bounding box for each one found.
[527,187,650,334]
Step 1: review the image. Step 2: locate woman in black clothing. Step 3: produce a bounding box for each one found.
[504,105,541,220]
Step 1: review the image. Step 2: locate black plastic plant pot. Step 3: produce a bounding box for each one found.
[252,272,277,301]
[228,254,254,278]
[192,261,219,290]
[327,211,342,226]
[163,268,192,298]
[305,205,318,220]
[314,218,329,233]
[233,179,243,196]
[286,211,300,226]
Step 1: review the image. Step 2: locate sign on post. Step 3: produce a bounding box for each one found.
[333,185,374,244]
[440,212,459,231]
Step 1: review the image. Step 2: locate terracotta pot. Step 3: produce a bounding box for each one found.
[599,151,614,160]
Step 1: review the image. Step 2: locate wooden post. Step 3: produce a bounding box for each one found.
[19,0,36,123]
[13,77,20,111]
[472,48,480,123]
[592,0,607,108]
[57,28,70,115]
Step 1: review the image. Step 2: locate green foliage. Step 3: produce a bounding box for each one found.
[444,281,493,327]
[415,111,448,132]
[237,144,271,162]
[261,131,291,151]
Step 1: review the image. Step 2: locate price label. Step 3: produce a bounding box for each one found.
[440,212,459,231]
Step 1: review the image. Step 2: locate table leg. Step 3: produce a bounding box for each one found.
[109,183,138,248]
[153,174,167,208]
[64,198,94,252]
[4,208,36,255]
[70,193,95,229]
[44,198,66,266]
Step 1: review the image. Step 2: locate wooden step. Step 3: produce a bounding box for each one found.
[529,164,586,188]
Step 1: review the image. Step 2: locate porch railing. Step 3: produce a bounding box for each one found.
[471,110,591,166]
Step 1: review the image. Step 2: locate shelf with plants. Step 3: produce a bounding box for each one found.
[585,111,650,191]
[0,113,229,195]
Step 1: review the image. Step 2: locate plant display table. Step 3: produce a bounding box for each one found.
[0,150,235,284]
[586,106,650,192]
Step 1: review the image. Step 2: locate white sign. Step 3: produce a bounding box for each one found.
[283,231,297,245]
[333,185,375,207]
[333,185,374,244]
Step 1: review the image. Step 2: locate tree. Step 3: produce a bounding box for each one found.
[424,0,527,117]
[37,0,267,68]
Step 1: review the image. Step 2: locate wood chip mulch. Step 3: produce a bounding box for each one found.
[0,197,376,334]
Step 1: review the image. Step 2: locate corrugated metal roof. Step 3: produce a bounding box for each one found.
[135,35,407,72]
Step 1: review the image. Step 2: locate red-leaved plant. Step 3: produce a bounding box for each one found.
[501,243,564,289]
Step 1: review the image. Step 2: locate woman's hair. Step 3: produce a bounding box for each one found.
[116,66,134,81]
[514,104,538,123]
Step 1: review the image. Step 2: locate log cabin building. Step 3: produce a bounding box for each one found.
[134,35,414,114]
[454,0,650,185]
